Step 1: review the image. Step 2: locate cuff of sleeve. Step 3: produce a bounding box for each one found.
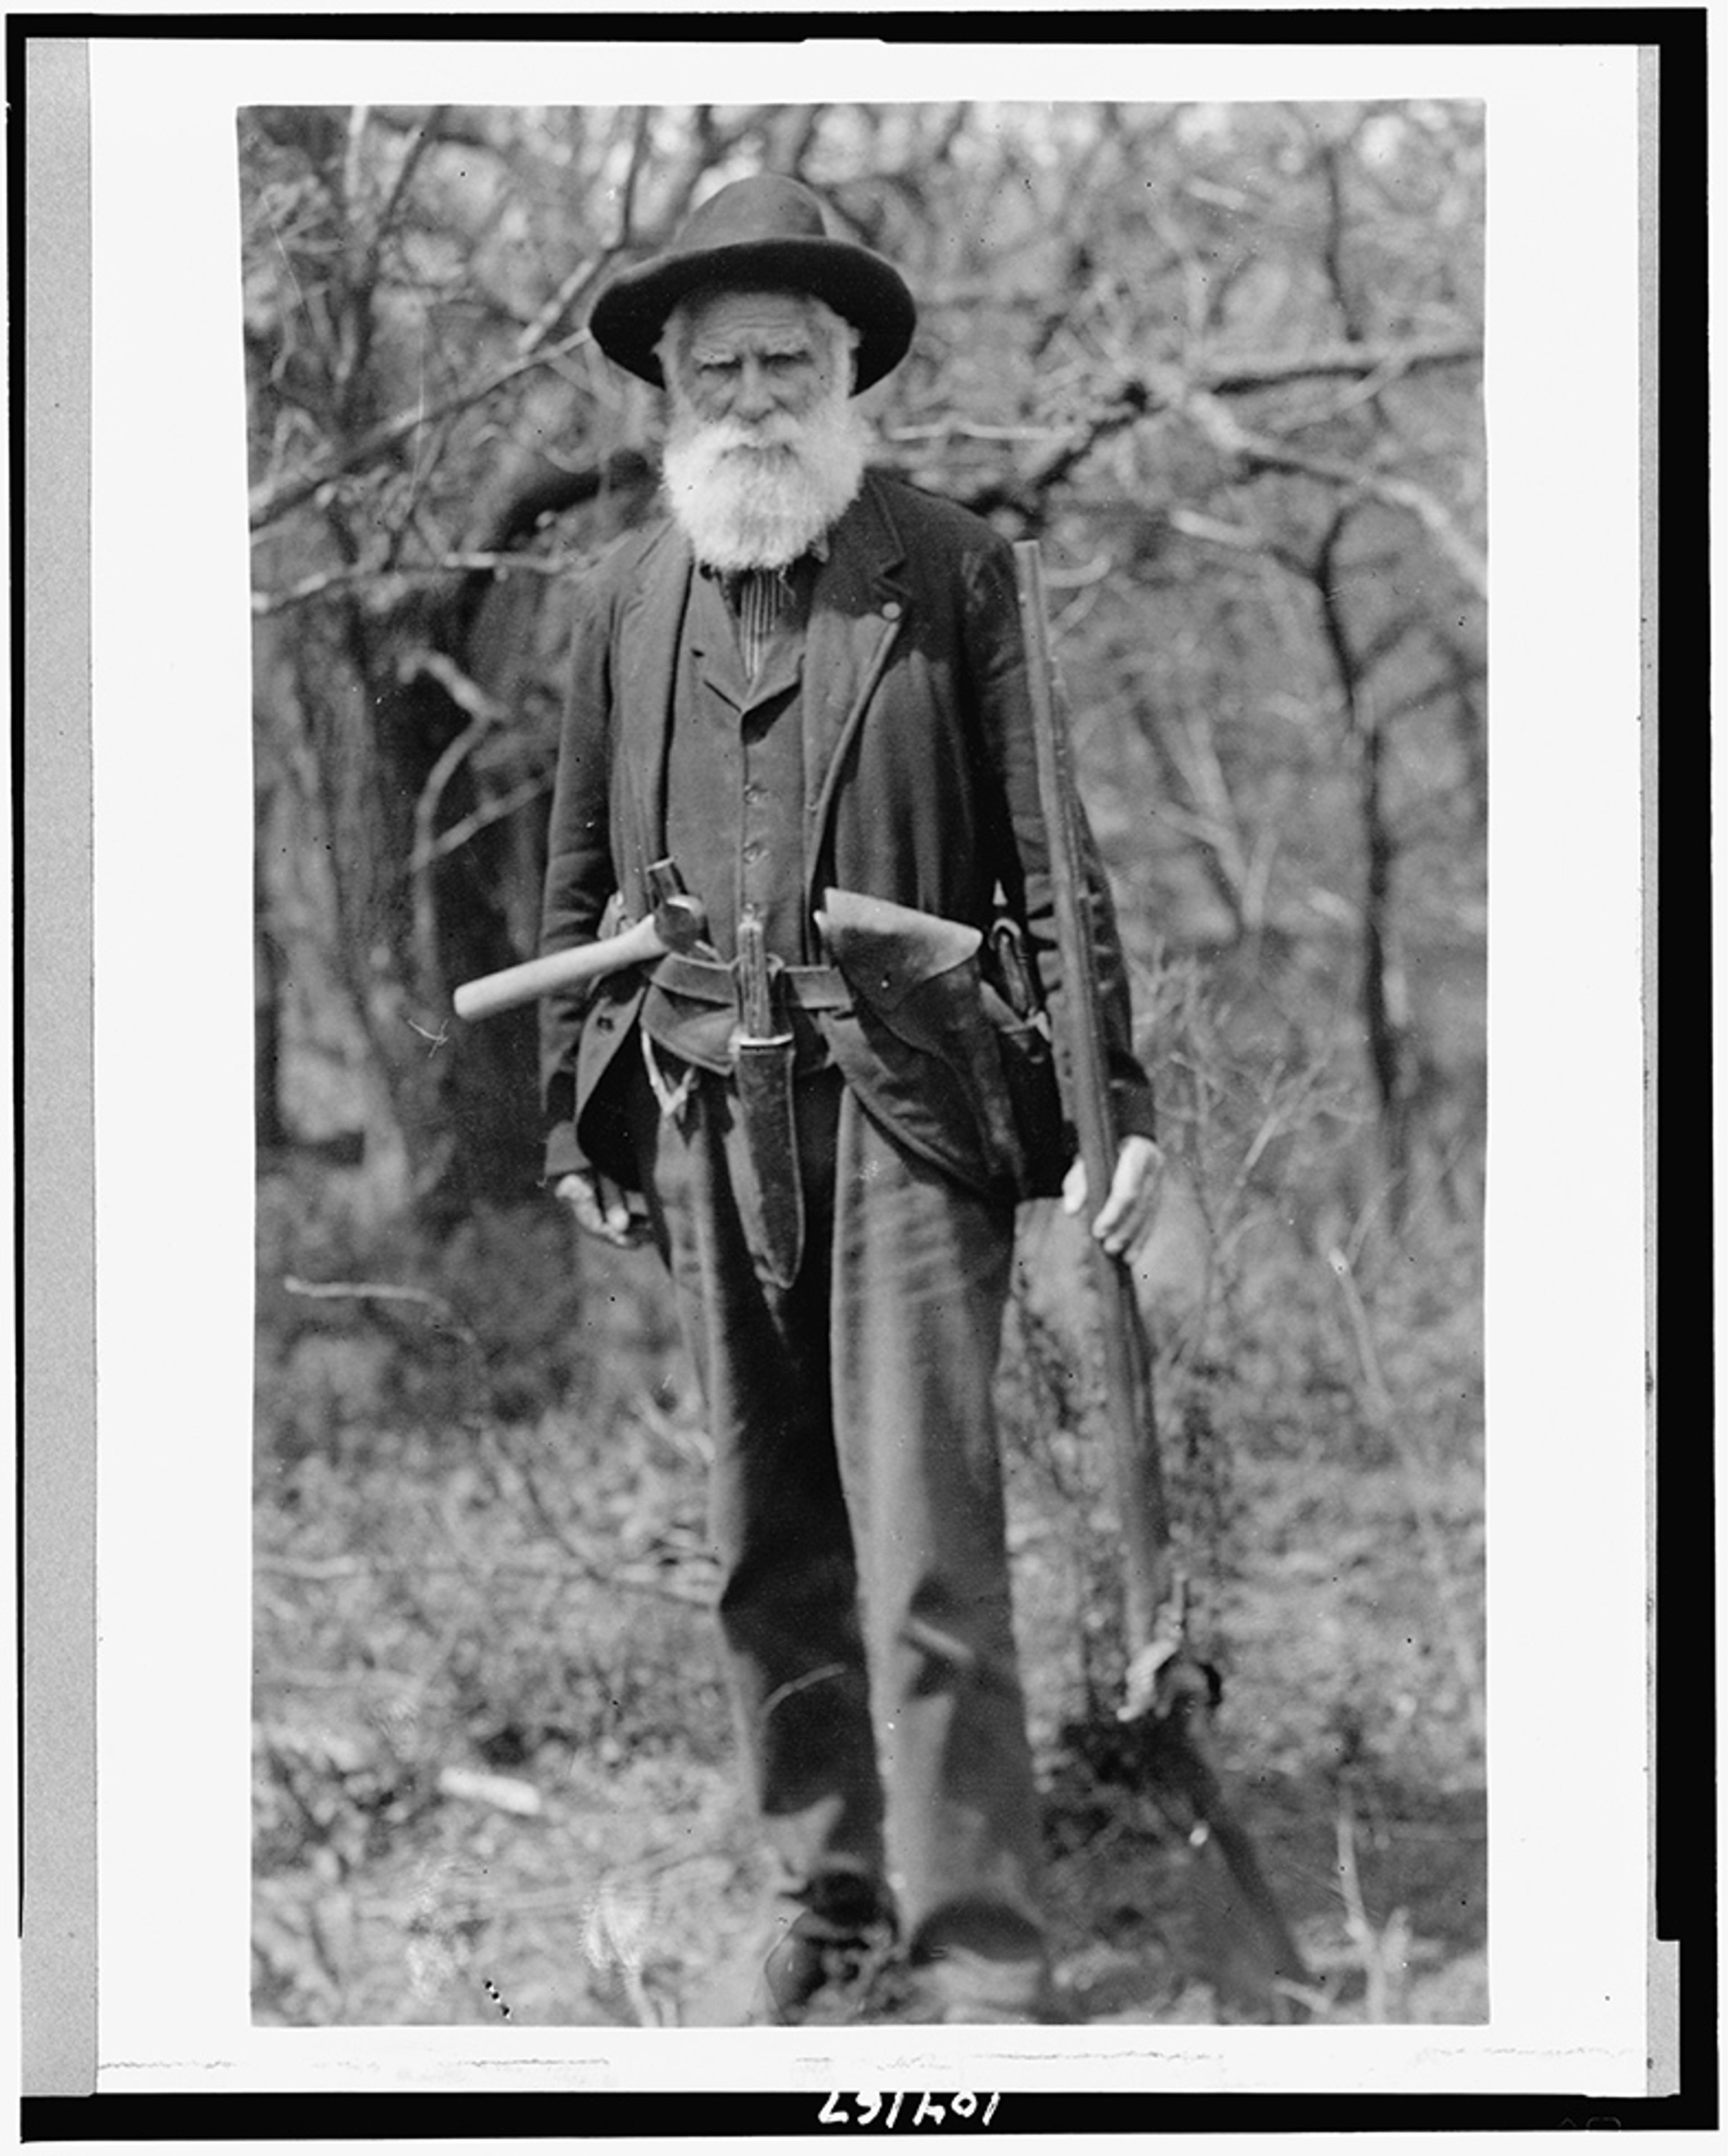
[1112,1076,1158,1144]
[543,1124,587,1186]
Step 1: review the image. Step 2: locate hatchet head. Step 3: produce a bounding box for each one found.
[646,857,714,957]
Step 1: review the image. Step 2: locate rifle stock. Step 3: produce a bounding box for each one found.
[1013,544,1173,1653]
[1013,541,1310,2014]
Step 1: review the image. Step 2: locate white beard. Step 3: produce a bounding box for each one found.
[661,387,870,571]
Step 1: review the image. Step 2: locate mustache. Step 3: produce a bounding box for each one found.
[672,411,806,459]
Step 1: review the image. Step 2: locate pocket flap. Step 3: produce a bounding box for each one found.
[815,888,983,1012]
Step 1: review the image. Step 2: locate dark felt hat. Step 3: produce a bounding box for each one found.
[588,174,917,394]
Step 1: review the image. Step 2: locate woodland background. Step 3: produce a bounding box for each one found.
[246,99,1487,2028]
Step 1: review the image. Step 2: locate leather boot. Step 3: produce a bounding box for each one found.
[753,1875,898,2025]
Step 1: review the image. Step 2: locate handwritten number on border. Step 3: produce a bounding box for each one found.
[819,2092,1001,2127]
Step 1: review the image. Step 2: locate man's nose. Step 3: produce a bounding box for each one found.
[734,357,776,416]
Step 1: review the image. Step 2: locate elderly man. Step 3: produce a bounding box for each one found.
[539,175,1160,2024]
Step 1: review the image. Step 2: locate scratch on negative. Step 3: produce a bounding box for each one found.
[758,1662,849,1724]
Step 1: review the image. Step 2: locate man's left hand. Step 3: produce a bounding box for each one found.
[1062,1133,1165,1259]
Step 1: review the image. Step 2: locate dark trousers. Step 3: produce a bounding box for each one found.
[623,1055,1047,1959]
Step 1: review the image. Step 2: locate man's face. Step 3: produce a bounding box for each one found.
[672,289,841,436]
[658,286,867,571]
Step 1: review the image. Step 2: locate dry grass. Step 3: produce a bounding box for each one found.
[253,1033,1485,2029]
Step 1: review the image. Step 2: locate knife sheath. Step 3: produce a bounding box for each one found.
[732,908,804,1288]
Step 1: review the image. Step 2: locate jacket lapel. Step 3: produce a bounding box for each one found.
[802,474,909,901]
[686,565,749,711]
[615,518,694,871]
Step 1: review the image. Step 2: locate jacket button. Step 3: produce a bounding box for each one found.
[882,599,902,620]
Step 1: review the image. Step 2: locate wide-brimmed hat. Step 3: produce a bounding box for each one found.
[588,174,917,394]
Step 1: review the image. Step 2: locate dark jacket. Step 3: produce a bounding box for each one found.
[539,467,1155,1196]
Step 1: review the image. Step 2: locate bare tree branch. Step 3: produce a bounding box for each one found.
[282,1275,481,1349]
[1200,337,1480,394]
[887,420,1069,447]
[340,104,370,231]
[252,550,580,617]
[1316,131,1368,343]
[614,104,653,247]
[249,328,593,530]
[1350,473,1488,600]
[511,108,655,360]
[408,688,505,984]
[360,105,447,293]
[1181,387,1487,598]
[1165,506,1314,581]
[771,101,828,176]
[405,775,553,877]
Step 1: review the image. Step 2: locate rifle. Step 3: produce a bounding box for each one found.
[1013,541,1310,2019]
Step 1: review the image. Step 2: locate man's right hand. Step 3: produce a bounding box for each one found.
[553,1169,655,1249]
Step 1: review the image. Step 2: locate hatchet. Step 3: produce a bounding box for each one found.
[452,862,707,1022]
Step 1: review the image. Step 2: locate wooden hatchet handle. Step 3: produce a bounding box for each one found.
[452,911,668,1022]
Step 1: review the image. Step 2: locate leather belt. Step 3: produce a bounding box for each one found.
[643,941,850,1287]
[649,950,852,1011]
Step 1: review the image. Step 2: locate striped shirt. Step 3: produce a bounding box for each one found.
[704,532,831,685]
